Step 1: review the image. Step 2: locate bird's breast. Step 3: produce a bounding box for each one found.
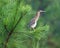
[31,22,37,28]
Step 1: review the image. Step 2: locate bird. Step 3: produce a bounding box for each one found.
[28,10,46,30]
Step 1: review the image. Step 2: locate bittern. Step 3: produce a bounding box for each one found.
[28,10,45,30]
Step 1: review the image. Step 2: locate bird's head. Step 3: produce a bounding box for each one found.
[36,10,46,16]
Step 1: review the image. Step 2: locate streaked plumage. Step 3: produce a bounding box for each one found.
[28,10,45,29]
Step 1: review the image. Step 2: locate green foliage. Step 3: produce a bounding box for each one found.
[0,0,60,48]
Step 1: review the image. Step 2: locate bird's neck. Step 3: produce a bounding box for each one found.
[34,12,40,22]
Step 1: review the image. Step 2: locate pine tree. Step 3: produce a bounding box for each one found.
[0,0,60,48]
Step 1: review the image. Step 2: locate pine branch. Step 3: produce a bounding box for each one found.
[4,25,9,32]
[4,0,21,48]
[4,15,23,48]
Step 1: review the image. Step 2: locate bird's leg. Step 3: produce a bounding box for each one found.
[29,28,35,32]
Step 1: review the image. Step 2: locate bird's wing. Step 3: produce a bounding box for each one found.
[29,18,35,27]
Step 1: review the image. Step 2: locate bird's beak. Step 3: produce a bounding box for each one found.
[40,11,46,12]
